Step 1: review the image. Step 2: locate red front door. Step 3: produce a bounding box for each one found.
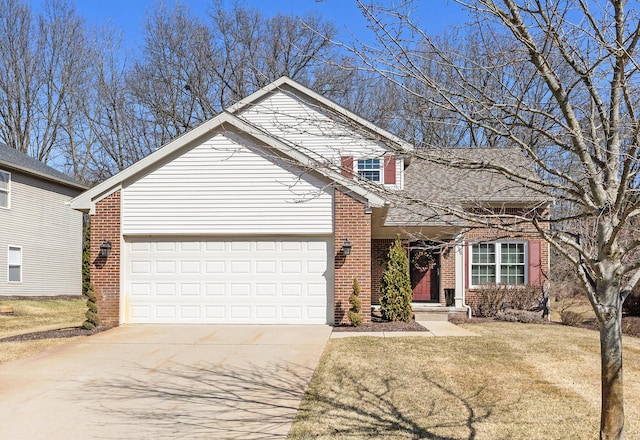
[410,249,439,302]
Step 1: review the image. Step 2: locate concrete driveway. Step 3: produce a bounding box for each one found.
[0,325,332,440]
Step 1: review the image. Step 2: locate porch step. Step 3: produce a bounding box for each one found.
[412,305,469,322]
[413,311,450,322]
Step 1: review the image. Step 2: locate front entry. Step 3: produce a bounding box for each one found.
[410,247,440,302]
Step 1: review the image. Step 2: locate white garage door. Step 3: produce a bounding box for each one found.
[124,237,332,324]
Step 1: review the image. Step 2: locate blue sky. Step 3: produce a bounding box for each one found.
[29,0,469,50]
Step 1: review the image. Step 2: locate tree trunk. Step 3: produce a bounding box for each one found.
[599,299,625,440]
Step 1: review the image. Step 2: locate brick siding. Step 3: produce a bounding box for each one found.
[334,190,371,324]
[90,191,121,327]
[439,244,456,305]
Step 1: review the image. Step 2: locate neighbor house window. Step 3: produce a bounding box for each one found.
[357,159,382,182]
[8,246,22,283]
[471,242,526,285]
[0,170,9,209]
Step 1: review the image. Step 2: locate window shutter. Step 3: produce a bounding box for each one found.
[528,240,542,287]
[383,155,396,184]
[341,156,354,178]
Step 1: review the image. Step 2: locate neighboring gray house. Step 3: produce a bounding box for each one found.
[0,144,87,296]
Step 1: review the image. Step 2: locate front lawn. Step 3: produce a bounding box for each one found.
[289,321,640,439]
[0,298,86,364]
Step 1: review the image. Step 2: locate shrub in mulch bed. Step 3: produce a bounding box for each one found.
[495,309,545,323]
[333,310,428,332]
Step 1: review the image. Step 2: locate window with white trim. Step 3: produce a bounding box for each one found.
[8,246,22,283]
[0,170,9,209]
[357,159,382,182]
[471,242,526,285]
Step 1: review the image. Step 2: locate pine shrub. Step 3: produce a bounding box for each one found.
[380,238,412,322]
[348,278,364,326]
[82,222,91,295]
[83,282,100,330]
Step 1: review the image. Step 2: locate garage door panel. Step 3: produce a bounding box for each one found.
[124,238,332,324]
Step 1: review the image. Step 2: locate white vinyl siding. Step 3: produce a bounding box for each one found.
[124,237,332,324]
[237,91,392,166]
[122,131,333,235]
[0,172,82,295]
[8,246,21,282]
[0,170,9,209]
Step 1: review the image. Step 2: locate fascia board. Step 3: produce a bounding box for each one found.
[0,160,88,191]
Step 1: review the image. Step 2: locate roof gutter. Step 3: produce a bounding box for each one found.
[0,160,88,191]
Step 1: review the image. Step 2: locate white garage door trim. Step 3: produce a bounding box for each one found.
[123,237,333,324]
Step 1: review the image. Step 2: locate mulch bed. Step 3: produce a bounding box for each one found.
[449,314,640,338]
[333,312,428,332]
[0,326,109,343]
[0,295,83,301]
[576,315,640,338]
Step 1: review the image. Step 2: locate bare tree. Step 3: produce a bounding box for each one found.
[209,2,338,107]
[0,0,38,154]
[129,3,218,144]
[0,0,94,168]
[346,0,640,438]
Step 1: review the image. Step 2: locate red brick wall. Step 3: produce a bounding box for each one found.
[439,244,456,305]
[90,191,121,327]
[334,190,371,324]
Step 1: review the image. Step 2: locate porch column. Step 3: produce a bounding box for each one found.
[454,234,465,309]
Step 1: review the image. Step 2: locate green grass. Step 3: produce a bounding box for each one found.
[289,321,640,439]
[0,299,86,364]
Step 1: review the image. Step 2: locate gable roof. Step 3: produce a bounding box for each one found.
[71,111,387,212]
[228,76,414,155]
[385,148,550,226]
[0,143,87,190]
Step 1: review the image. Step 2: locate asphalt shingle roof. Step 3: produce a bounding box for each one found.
[385,148,548,226]
[0,143,86,189]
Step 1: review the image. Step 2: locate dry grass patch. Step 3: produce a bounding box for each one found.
[289,322,640,439]
[0,299,86,364]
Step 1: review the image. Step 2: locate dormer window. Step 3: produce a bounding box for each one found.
[0,170,9,209]
[357,159,382,183]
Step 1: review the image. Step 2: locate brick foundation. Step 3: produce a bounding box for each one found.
[334,190,371,324]
[90,191,121,327]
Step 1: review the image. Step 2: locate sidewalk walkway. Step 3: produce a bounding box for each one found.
[330,321,479,339]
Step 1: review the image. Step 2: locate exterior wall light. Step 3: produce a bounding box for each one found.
[342,237,352,256]
[99,240,112,258]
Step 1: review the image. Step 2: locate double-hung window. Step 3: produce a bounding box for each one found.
[8,246,22,283]
[357,159,382,183]
[0,170,9,209]
[471,242,526,285]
